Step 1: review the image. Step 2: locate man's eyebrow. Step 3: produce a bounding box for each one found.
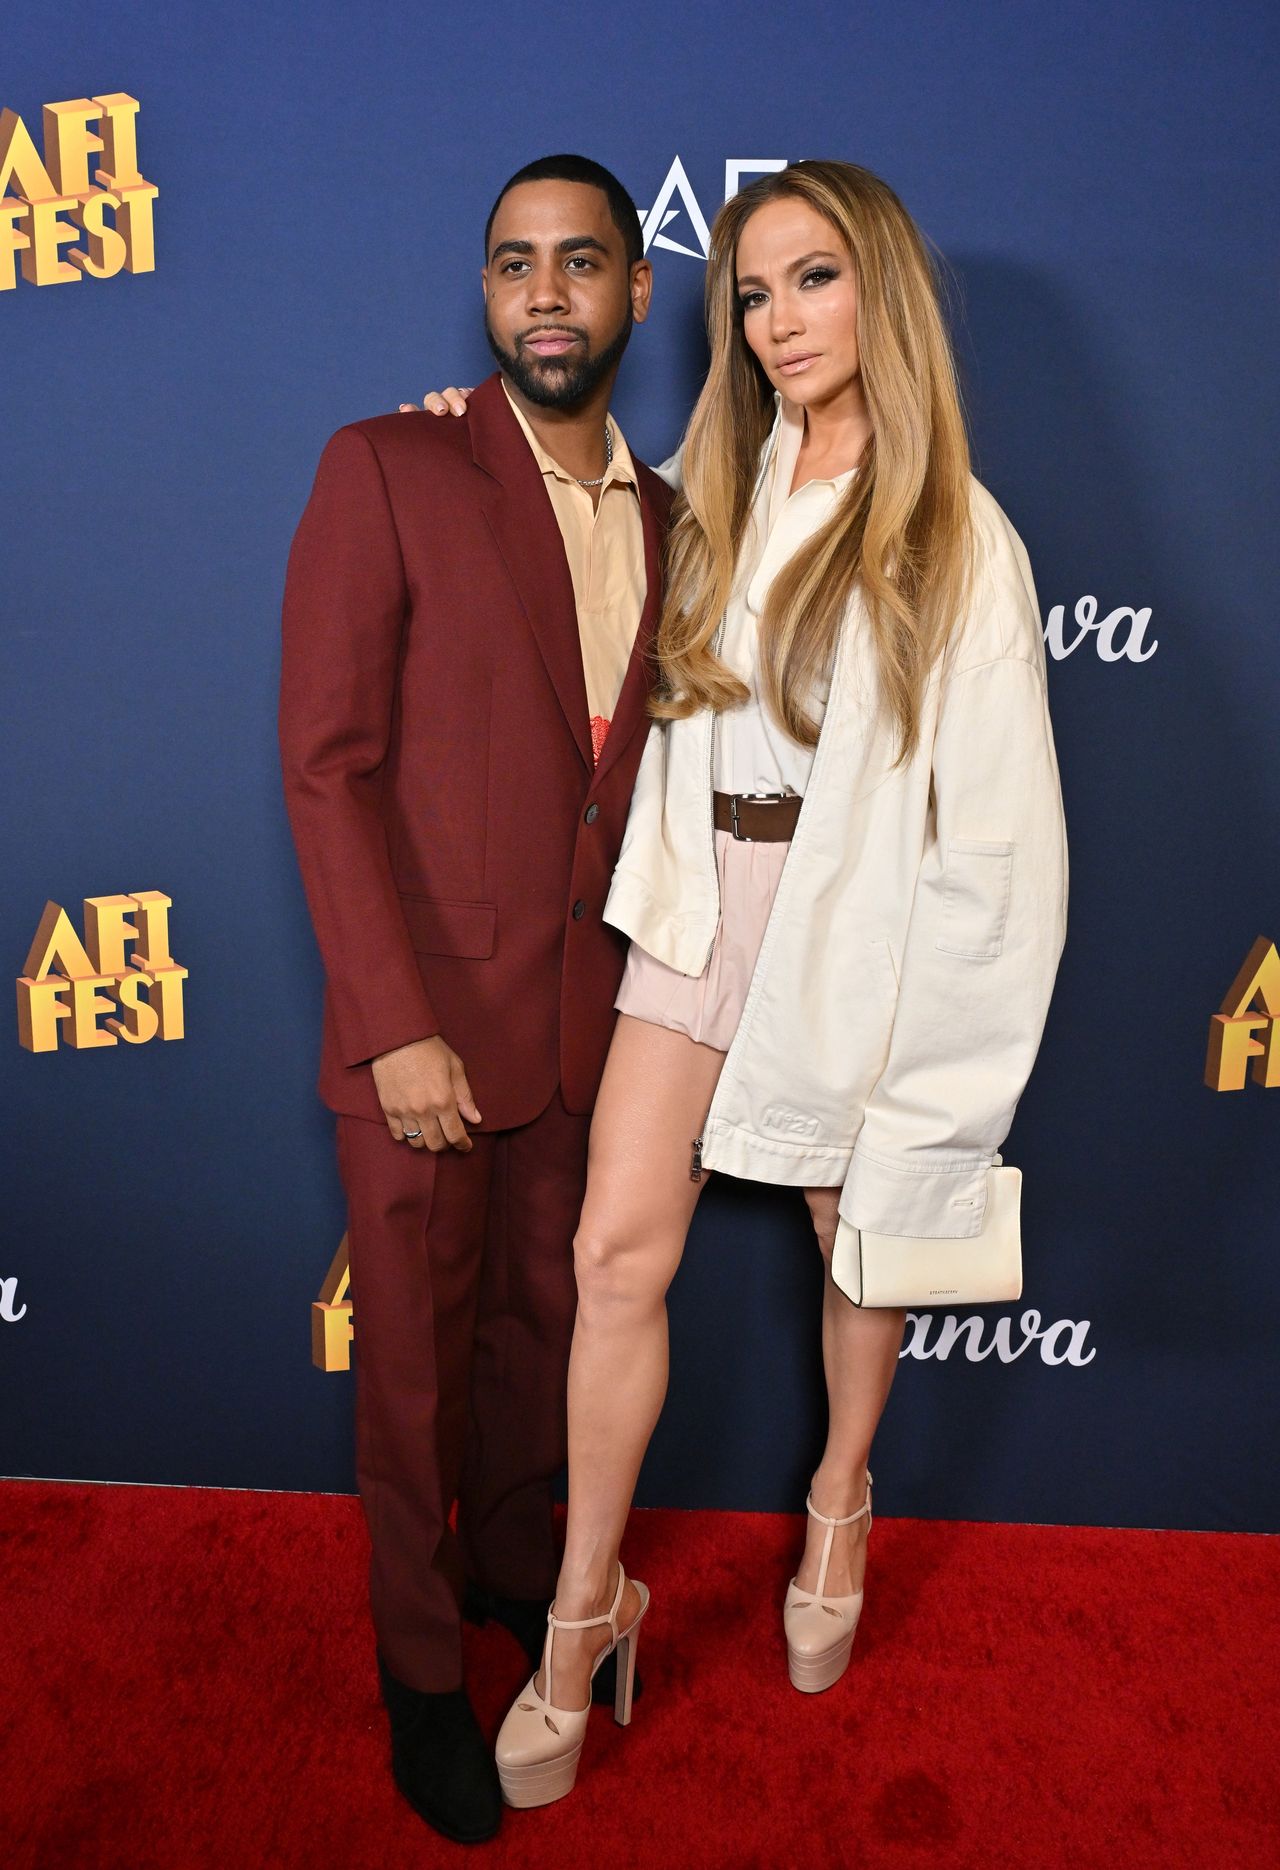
[489,234,611,261]
[736,249,843,289]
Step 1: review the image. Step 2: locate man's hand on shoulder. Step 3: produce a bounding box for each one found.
[398,387,473,417]
[371,1035,481,1151]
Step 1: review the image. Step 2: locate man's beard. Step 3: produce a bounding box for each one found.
[486,307,633,409]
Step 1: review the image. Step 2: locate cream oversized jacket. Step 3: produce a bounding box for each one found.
[604,416,1069,1248]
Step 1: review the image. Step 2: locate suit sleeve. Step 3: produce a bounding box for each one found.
[279,425,441,1068]
[837,561,1069,1241]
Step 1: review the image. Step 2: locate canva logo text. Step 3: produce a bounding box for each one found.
[1044,596,1156,662]
[901,1308,1096,1365]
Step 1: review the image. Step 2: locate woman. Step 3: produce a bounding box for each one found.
[417,160,1067,1808]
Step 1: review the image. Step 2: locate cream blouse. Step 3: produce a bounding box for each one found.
[711,396,857,797]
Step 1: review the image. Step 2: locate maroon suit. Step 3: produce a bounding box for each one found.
[279,372,673,1690]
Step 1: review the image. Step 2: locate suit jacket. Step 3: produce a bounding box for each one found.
[279,371,675,1128]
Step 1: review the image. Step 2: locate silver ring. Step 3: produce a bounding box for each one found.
[402,1127,423,1140]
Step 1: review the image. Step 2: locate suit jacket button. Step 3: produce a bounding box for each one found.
[572,900,586,920]
[584,803,599,824]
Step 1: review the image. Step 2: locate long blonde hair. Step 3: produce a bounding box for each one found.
[651,160,973,769]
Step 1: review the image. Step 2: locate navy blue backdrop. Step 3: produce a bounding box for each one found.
[3,0,1277,1533]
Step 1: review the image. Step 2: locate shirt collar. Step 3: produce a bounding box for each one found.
[502,378,638,494]
[767,390,858,524]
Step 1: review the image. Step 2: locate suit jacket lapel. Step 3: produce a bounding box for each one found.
[590,468,666,791]
[470,375,594,772]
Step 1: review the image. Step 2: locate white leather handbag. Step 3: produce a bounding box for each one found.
[830,1157,1023,1308]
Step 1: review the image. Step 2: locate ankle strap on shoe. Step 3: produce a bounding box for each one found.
[547,1563,627,1634]
[542,1565,627,1710]
[805,1471,873,1528]
[805,1476,872,1600]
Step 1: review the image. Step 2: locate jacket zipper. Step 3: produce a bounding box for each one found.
[690,1135,704,1183]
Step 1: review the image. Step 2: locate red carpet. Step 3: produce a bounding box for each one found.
[1,1481,1275,1869]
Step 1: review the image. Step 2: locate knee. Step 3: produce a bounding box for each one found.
[572,1223,673,1317]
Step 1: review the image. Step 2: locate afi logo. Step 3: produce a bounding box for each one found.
[0,93,157,289]
[17,892,187,1052]
[313,1234,354,1371]
[1204,936,1280,1090]
[0,1277,25,1323]
[638,157,791,259]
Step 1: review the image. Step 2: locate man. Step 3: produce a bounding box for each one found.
[278,154,673,1844]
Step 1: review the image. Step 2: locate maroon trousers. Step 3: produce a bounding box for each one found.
[335,1085,590,1692]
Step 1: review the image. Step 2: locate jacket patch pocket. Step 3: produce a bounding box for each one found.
[935,839,1014,959]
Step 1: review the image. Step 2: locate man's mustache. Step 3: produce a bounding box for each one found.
[516,325,589,349]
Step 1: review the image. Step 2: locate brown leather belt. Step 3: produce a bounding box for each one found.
[712,789,803,842]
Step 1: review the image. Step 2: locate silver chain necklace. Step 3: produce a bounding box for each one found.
[573,422,613,488]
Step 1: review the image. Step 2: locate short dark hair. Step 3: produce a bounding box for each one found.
[484,154,644,268]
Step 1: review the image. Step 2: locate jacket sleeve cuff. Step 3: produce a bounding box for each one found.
[342,1020,442,1072]
[840,1148,992,1239]
[334,981,442,1070]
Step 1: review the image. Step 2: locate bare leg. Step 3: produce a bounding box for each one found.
[532,1013,728,1708]
[794,1187,906,1595]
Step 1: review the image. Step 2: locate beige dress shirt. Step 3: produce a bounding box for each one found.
[712,395,858,796]
[502,381,645,765]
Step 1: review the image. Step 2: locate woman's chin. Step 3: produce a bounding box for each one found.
[768,370,842,407]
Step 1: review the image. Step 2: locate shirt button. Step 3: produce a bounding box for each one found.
[572,900,586,920]
[584,803,599,824]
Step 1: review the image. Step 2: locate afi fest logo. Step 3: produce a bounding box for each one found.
[0,93,156,290]
[1204,936,1280,1090]
[313,1236,353,1371]
[640,156,1157,668]
[17,893,187,1051]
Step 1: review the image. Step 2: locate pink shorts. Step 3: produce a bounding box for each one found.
[613,826,791,1052]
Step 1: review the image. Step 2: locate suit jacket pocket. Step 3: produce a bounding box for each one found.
[399,895,497,959]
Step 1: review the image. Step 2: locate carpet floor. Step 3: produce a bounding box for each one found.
[1,1480,1275,1869]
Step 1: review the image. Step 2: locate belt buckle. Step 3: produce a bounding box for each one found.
[729,789,793,842]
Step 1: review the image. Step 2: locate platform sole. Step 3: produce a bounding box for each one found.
[497,1739,586,1808]
[786,1630,856,1693]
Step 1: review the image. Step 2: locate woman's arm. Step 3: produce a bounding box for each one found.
[837,539,1069,1241]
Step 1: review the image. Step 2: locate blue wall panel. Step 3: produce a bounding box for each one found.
[3,0,1276,1531]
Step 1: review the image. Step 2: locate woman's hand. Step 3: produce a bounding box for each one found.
[398,387,473,416]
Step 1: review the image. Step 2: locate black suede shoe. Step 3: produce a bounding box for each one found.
[462,1581,643,1707]
[376,1653,502,1844]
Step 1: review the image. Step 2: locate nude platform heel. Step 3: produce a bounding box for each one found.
[783,1471,872,1693]
[494,1562,649,1809]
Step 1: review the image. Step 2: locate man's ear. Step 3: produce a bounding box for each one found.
[629,258,654,325]
[480,265,489,299]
